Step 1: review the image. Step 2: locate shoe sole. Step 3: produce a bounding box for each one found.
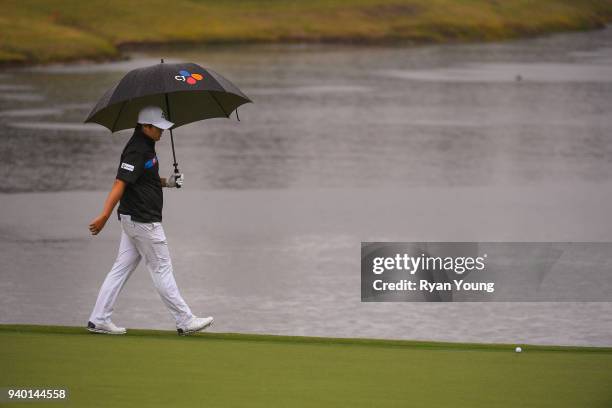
[87,327,126,335]
[177,319,214,336]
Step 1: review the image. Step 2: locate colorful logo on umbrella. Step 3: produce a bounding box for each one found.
[175,70,203,85]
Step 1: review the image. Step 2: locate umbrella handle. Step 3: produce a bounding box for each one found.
[173,163,181,189]
[169,130,180,189]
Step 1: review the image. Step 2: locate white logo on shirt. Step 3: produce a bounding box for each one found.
[121,162,135,172]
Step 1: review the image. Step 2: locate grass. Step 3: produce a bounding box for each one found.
[1,324,611,407]
[1,0,612,66]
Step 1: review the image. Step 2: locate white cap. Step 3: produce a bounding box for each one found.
[137,105,174,130]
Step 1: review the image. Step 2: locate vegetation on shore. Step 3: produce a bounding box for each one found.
[1,0,612,66]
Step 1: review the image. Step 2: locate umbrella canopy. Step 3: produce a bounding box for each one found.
[84,61,251,132]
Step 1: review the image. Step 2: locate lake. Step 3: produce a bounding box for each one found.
[1,26,611,346]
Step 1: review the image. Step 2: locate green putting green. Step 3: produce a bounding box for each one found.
[1,325,611,407]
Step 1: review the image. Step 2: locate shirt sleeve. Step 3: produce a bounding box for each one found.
[116,149,145,184]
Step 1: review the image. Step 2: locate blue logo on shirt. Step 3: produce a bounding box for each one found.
[144,156,157,169]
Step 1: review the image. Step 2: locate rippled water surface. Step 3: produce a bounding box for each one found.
[1,27,611,346]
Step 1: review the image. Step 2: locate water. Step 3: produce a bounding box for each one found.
[1,27,611,346]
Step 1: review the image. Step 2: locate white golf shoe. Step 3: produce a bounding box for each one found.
[87,320,127,335]
[177,316,214,336]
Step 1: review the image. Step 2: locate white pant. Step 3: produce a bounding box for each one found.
[89,214,194,328]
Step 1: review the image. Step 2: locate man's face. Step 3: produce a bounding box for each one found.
[142,124,163,141]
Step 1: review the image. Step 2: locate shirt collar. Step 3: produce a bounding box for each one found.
[134,126,156,148]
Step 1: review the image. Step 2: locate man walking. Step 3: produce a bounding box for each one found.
[87,105,213,336]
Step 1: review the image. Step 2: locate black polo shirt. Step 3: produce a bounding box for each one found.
[116,127,163,223]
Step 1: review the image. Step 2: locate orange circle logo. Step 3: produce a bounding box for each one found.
[175,70,204,85]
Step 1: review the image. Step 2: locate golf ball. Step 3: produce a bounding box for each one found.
[515,346,522,353]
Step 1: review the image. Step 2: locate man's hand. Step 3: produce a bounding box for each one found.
[166,172,184,188]
[89,179,126,236]
[89,214,109,235]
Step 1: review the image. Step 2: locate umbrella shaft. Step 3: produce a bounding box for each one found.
[169,129,178,171]
[164,91,179,173]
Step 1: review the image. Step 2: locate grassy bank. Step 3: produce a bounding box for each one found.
[1,0,612,66]
[1,324,612,407]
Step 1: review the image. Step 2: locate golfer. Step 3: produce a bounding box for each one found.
[87,105,213,336]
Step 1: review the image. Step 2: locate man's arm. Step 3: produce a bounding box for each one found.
[89,178,127,235]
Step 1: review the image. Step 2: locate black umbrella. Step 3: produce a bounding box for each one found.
[84,59,251,179]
